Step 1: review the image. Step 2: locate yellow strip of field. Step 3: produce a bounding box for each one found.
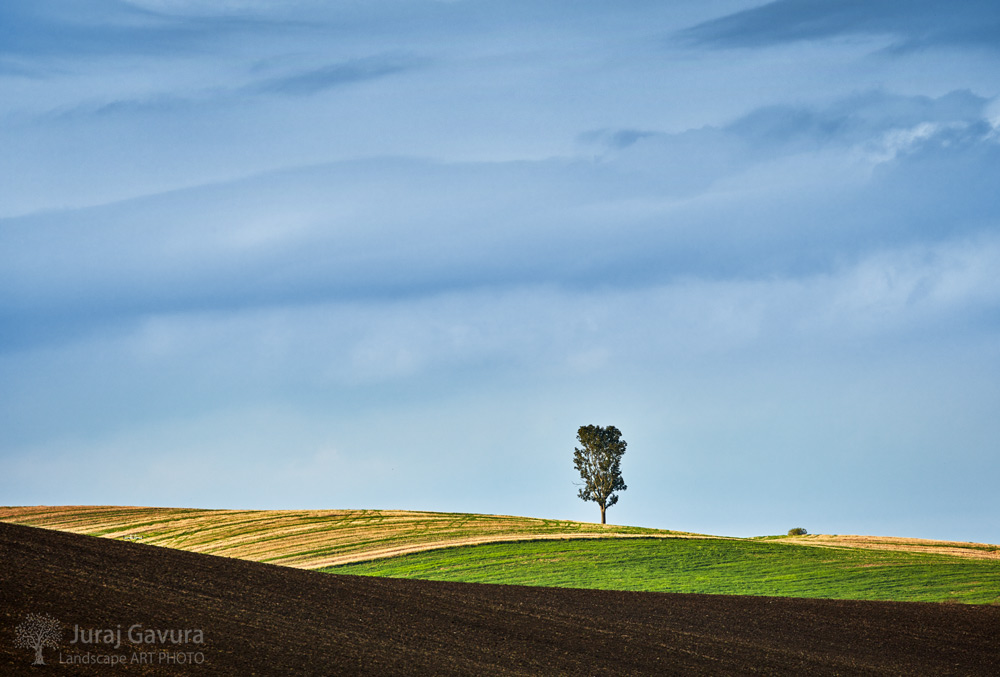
[773,533,1000,561]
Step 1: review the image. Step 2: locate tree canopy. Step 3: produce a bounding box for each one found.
[573,424,627,524]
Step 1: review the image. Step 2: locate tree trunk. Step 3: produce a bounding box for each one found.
[34,644,45,665]
[600,505,606,524]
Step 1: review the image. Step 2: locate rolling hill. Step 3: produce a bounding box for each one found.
[2,506,998,604]
[329,536,1000,604]
[0,506,691,568]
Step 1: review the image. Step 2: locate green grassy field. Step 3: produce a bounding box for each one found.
[327,537,1000,604]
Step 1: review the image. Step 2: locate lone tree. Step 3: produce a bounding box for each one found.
[14,613,62,666]
[573,424,627,524]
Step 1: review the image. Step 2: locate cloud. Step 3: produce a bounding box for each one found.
[3,233,997,518]
[578,128,657,151]
[5,231,995,395]
[0,0,285,59]
[680,0,1000,51]
[726,89,989,149]
[584,90,998,222]
[247,55,424,96]
[37,54,424,122]
[0,57,53,78]
[4,88,999,356]
[586,90,990,165]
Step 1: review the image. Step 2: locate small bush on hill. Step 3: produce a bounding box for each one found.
[788,527,808,536]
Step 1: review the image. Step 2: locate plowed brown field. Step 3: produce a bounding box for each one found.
[2,521,998,675]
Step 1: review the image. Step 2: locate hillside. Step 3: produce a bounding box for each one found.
[3,521,999,675]
[330,537,1000,604]
[0,506,692,568]
[3,506,998,605]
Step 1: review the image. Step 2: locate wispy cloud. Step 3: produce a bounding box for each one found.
[578,128,657,151]
[36,54,424,121]
[247,55,424,96]
[680,0,1000,51]
[724,89,991,152]
[0,0,290,59]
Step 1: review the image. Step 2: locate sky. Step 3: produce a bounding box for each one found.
[2,0,999,543]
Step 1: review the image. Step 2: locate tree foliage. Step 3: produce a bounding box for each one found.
[573,424,627,524]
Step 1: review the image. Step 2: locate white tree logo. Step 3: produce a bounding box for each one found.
[14,613,63,665]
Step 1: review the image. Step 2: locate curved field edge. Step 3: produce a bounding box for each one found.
[325,537,1000,604]
[0,506,703,568]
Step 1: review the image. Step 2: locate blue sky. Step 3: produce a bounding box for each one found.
[2,0,999,542]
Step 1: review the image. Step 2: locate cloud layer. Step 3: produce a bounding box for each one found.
[2,1,999,541]
[682,0,1000,51]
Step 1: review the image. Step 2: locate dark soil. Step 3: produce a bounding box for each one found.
[1,521,998,675]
